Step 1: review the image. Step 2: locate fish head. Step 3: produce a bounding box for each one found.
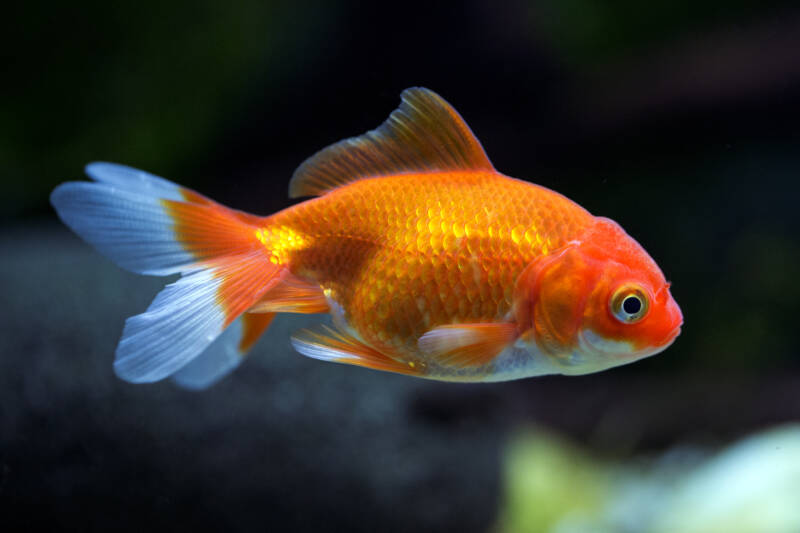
[516,217,682,374]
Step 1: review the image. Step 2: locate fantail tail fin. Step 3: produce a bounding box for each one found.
[51,162,282,388]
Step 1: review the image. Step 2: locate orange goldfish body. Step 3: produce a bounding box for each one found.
[51,88,682,388]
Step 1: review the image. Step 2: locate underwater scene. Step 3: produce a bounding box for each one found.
[3,2,800,532]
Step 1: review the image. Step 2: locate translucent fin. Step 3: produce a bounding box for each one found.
[418,322,518,368]
[114,254,281,383]
[160,195,264,262]
[288,87,495,198]
[239,312,277,352]
[248,274,329,314]
[171,312,275,390]
[52,162,285,384]
[291,326,422,376]
[84,162,186,201]
[51,162,262,275]
[51,180,195,275]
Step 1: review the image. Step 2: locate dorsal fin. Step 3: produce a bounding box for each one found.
[288,87,495,198]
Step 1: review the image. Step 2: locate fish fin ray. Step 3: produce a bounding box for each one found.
[51,162,264,275]
[53,162,288,384]
[288,87,495,198]
[114,254,282,383]
[418,322,518,368]
[51,179,194,275]
[291,326,421,376]
[249,274,329,314]
[170,312,275,390]
[84,161,187,200]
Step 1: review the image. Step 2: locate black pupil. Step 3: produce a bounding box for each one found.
[623,296,642,315]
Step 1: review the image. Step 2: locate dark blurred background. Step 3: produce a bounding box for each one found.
[2,1,799,531]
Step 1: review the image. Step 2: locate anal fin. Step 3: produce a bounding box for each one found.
[291,326,422,376]
[418,322,518,368]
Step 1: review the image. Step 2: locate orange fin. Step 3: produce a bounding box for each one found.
[51,162,288,386]
[418,323,518,368]
[288,87,495,198]
[248,274,329,314]
[291,326,422,376]
[239,312,276,352]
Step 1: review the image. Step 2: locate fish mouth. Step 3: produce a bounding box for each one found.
[662,297,684,344]
[633,323,682,360]
[660,325,682,347]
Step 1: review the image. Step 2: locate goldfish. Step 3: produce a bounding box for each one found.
[50,87,682,389]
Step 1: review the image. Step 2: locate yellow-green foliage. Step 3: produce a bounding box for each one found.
[496,425,800,533]
[495,427,614,533]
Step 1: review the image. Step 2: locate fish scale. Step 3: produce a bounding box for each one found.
[265,171,593,356]
[51,87,681,386]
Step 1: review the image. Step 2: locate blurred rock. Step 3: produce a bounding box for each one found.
[0,224,502,533]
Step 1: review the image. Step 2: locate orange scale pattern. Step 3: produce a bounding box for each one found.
[262,171,593,358]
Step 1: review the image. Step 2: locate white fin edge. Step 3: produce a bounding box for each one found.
[291,333,354,363]
[171,316,247,389]
[114,269,226,382]
[51,180,194,276]
[85,162,185,200]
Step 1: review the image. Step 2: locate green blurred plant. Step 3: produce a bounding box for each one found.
[496,424,800,533]
[2,1,333,218]
[527,0,786,69]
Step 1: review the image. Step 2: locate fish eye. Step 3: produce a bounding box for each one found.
[623,295,641,315]
[610,285,649,324]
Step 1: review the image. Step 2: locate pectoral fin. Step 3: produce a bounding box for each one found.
[418,322,518,368]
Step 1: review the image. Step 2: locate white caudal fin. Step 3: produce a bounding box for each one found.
[51,162,284,384]
[171,312,275,389]
[51,164,195,275]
